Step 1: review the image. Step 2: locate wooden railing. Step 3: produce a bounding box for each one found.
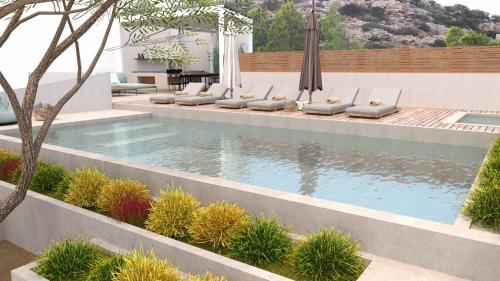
[239,46,500,73]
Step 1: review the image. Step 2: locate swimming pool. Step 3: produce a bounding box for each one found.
[6,116,486,224]
[457,113,500,126]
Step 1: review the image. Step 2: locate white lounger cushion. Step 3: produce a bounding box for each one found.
[150,82,205,104]
[216,84,273,108]
[345,88,402,118]
[302,87,359,115]
[175,83,229,105]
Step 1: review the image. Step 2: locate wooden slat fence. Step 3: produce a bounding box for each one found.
[239,46,500,73]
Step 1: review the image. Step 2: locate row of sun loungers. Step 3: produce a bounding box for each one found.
[149,83,403,119]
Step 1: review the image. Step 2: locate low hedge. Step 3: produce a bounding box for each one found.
[36,239,227,281]
[463,137,500,230]
[0,149,365,281]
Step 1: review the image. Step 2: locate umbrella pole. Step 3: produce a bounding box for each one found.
[309,90,312,104]
[230,88,233,99]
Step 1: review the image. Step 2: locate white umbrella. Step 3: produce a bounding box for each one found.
[221,32,241,98]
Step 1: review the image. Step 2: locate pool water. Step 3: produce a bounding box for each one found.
[457,113,500,126]
[6,116,486,224]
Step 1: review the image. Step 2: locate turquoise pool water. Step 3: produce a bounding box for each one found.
[6,116,486,224]
[457,113,500,126]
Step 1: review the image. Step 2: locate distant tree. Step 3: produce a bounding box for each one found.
[445,26,466,47]
[431,39,447,47]
[266,0,305,51]
[248,7,271,52]
[263,0,281,11]
[460,32,492,46]
[320,1,363,50]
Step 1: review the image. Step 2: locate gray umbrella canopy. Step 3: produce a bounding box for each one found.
[299,7,322,104]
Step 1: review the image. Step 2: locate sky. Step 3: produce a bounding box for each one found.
[435,0,500,15]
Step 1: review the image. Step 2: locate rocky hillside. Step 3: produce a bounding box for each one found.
[248,0,500,48]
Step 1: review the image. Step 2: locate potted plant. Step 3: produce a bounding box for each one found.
[33,103,54,121]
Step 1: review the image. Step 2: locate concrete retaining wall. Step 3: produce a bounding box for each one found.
[0,182,291,281]
[0,135,498,280]
[241,72,500,111]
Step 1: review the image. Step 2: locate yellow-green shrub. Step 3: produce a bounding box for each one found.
[65,168,109,208]
[145,188,200,239]
[189,201,247,250]
[188,272,228,281]
[113,250,182,281]
[97,179,150,212]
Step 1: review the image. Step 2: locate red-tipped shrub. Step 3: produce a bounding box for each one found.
[0,156,20,182]
[109,196,151,226]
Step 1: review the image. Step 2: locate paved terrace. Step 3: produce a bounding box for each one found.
[112,93,500,134]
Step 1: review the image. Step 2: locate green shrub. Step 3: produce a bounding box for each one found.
[30,161,66,193]
[36,238,105,281]
[54,170,75,200]
[86,255,124,281]
[227,216,292,267]
[10,160,66,193]
[65,167,110,208]
[293,229,364,281]
[463,137,500,230]
[189,201,247,250]
[97,179,150,212]
[113,250,182,281]
[188,272,228,281]
[145,187,200,239]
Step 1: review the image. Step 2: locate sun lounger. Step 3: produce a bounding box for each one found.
[302,87,359,115]
[345,88,402,118]
[111,73,157,95]
[215,84,273,109]
[174,83,229,105]
[149,82,205,104]
[247,85,303,111]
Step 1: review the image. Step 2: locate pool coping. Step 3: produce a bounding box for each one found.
[113,103,497,148]
[0,135,499,281]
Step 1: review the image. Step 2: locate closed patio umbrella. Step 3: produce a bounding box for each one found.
[299,0,322,104]
[221,28,242,98]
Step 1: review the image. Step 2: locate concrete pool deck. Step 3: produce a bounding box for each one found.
[113,93,500,134]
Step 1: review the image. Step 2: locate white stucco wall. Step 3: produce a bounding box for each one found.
[241,72,500,111]
[0,3,123,90]
[14,73,112,113]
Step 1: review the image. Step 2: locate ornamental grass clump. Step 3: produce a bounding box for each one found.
[145,187,200,239]
[189,201,248,250]
[65,167,109,208]
[113,250,183,281]
[463,137,500,230]
[0,150,20,182]
[293,229,364,281]
[36,238,105,281]
[11,161,66,193]
[54,170,75,200]
[86,255,124,281]
[188,272,228,281]
[110,196,151,226]
[227,216,292,267]
[97,178,150,212]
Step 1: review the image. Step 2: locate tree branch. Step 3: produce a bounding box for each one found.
[0,8,23,48]
[0,0,53,20]
[33,2,117,153]
[63,0,82,82]
[23,0,75,116]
